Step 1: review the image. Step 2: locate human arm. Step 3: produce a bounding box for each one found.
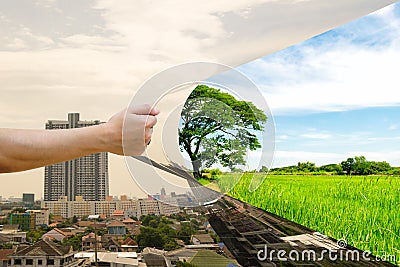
[0,104,159,173]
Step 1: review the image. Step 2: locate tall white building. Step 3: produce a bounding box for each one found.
[44,113,109,201]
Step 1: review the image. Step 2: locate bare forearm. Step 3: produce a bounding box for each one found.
[0,105,158,174]
[0,125,108,173]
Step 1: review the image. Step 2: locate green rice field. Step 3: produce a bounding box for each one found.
[217,174,400,265]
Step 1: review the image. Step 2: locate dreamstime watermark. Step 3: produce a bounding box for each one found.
[257,239,397,263]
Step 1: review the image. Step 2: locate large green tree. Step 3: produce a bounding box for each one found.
[341,157,356,175]
[341,156,392,175]
[179,85,267,178]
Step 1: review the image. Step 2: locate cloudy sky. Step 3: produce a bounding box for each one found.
[0,0,397,199]
[240,3,400,167]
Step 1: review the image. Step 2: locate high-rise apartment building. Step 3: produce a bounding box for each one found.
[44,113,109,201]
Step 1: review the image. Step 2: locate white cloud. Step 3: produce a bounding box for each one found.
[6,25,56,49]
[366,136,400,142]
[241,3,400,115]
[277,134,289,140]
[5,38,27,49]
[300,133,332,139]
[60,34,125,52]
[256,44,400,114]
[371,3,395,17]
[34,0,61,12]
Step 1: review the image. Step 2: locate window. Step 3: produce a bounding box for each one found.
[14,259,22,265]
[38,259,43,265]
[26,259,33,265]
[47,259,55,265]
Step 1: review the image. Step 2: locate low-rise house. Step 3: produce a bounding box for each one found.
[120,237,138,252]
[60,227,81,236]
[142,247,167,267]
[1,225,19,233]
[81,233,102,251]
[0,249,14,267]
[165,248,198,266]
[78,220,107,229]
[41,228,70,242]
[8,239,78,267]
[107,221,126,236]
[0,225,26,243]
[100,237,138,252]
[190,234,215,245]
[52,215,64,223]
[0,234,11,245]
[77,221,93,228]
[102,237,121,252]
[122,218,140,226]
[75,251,140,267]
[111,210,125,220]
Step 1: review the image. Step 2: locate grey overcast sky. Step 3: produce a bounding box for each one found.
[0,0,395,199]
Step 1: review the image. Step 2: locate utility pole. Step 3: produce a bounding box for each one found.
[88,215,100,267]
[94,219,98,267]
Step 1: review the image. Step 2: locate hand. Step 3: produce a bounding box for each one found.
[101,104,159,156]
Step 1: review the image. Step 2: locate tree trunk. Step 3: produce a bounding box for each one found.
[192,159,202,179]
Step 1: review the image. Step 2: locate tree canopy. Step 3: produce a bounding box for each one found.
[179,85,267,178]
[267,156,394,175]
[341,156,392,175]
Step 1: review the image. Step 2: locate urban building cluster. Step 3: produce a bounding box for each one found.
[0,200,237,267]
[41,196,180,219]
[9,209,49,232]
[0,113,241,267]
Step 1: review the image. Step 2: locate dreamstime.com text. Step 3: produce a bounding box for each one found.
[257,240,397,263]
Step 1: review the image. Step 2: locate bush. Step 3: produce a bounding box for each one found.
[202,169,222,180]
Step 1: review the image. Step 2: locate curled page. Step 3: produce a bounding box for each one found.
[124,62,275,207]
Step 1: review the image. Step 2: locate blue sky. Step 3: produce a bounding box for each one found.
[238,3,400,167]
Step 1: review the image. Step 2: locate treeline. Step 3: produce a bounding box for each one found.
[261,156,400,175]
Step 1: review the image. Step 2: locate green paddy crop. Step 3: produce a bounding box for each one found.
[217,174,400,265]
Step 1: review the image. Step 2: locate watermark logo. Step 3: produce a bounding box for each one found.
[336,239,347,248]
[257,239,397,263]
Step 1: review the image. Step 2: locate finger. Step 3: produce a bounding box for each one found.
[126,114,157,128]
[145,137,152,145]
[128,104,159,115]
[145,128,153,144]
[145,115,157,128]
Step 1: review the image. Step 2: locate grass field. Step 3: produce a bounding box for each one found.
[217,174,400,265]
